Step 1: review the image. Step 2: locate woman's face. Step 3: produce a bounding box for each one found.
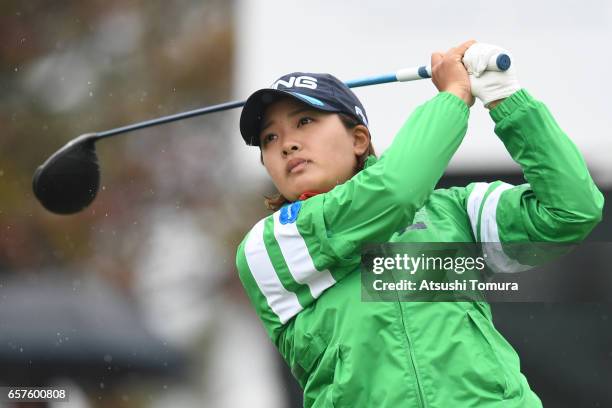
[259,97,369,202]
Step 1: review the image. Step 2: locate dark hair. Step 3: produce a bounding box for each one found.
[260,112,377,211]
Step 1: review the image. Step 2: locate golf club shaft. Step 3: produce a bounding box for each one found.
[97,100,245,139]
[96,53,510,140]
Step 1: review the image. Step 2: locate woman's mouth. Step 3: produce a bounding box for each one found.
[287,158,310,174]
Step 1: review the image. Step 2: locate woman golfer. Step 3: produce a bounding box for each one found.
[235,40,603,407]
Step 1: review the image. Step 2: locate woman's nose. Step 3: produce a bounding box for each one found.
[282,141,301,156]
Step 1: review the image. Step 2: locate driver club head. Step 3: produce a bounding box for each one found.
[32,133,101,215]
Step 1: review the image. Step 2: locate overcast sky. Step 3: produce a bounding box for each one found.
[231,0,611,187]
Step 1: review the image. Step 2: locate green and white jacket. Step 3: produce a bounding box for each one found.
[236,90,603,407]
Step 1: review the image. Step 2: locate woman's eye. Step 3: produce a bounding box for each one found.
[262,133,277,145]
[298,117,313,127]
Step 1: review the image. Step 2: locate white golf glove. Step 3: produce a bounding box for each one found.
[463,43,521,108]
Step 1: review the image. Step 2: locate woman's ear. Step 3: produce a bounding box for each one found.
[352,125,370,156]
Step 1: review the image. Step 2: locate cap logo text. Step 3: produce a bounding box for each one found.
[271,76,318,90]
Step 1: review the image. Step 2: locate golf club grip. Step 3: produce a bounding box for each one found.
[394,53,511,83]
[344,53,510,88]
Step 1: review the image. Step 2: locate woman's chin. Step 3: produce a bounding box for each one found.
[289,178,326,198]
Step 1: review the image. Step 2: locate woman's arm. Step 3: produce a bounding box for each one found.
[457,43,603,271]
[293,40,478,271]
[458,89,603,272]
[473,89,603,243]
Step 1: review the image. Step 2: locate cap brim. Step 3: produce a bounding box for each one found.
[239,88,340,146]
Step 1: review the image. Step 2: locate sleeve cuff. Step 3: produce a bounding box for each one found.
[437,91,470,118]
[489,89,534,123]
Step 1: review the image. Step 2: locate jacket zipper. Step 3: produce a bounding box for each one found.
[404,324,427,408]
[394,289,427,407]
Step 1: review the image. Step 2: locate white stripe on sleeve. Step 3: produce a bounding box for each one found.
[480,182,532,273]
[480,182,513,243]
[244,218,302,323]
[273,211,336,299]
[466,182,490,240]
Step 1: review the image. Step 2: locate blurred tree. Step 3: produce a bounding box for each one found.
[0,0,235,276]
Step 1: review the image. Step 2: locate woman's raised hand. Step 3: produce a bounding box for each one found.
[431,39,477,107]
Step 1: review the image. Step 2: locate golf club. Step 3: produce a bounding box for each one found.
[33,54,511,215]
